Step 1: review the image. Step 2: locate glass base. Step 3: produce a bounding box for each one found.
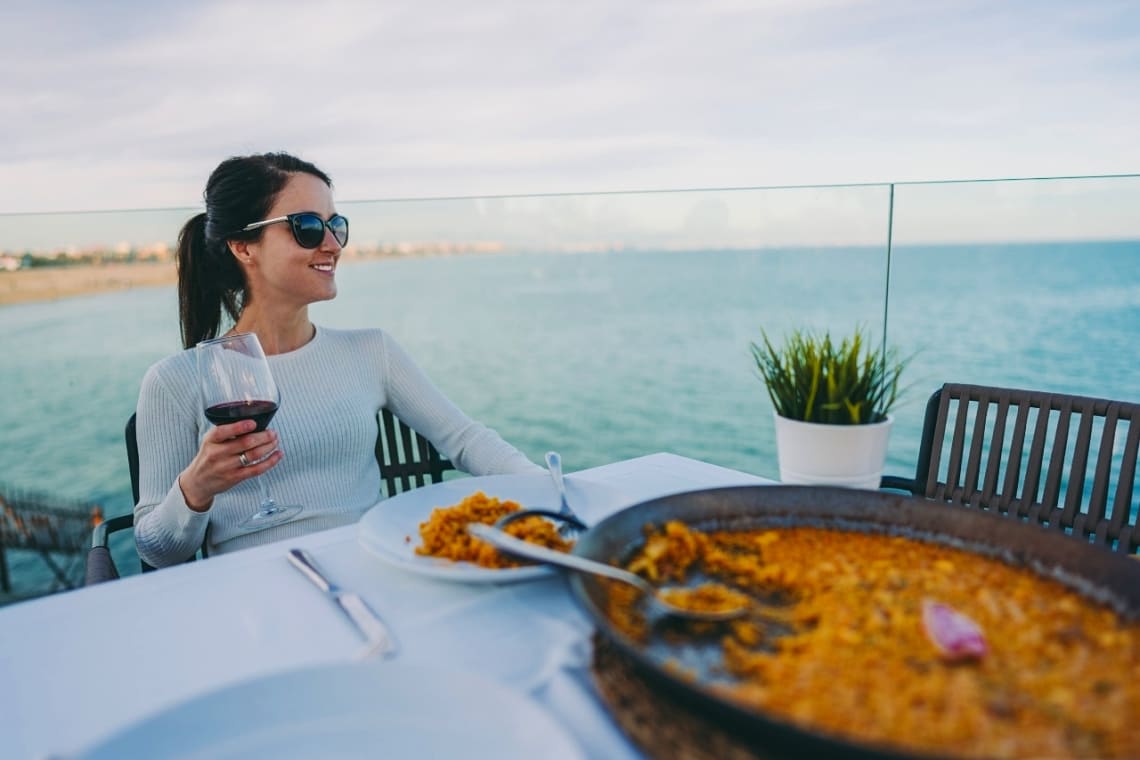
[236,502,303,533]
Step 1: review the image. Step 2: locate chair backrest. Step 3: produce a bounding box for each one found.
[374,407,456,496]
[107,408,454,575]
[124,413,200,573]
[125,413,140,505]
[896,382,1140,554]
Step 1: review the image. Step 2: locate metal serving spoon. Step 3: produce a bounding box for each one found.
[467,523,750,622]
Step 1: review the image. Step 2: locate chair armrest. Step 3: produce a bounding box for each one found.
[84,546,121,585]
[86,513,135,585]
[91,513,135,549]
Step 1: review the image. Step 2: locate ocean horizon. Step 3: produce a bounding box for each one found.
[2,239,1138,602]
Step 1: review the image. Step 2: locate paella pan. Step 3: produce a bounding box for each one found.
[567,485,1140,760]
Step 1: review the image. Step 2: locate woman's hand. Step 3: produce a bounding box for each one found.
[177,420,282,512]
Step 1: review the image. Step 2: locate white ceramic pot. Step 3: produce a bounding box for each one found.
[773,413,893,490]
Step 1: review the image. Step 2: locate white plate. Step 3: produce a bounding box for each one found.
[358,473,623,583]
[75,661,584,760]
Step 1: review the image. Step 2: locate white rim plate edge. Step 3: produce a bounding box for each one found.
[357,473,623,584]
[73,661,585,760]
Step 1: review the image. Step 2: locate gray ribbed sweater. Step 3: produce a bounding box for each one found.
[133,326,541,566]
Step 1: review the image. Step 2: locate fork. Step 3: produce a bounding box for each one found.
[545,451,583,528]
[494,451,588,536]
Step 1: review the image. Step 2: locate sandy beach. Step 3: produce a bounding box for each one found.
[0,249,491,307]
[0,262,178,306]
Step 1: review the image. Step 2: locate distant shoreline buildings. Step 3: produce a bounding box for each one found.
[0,240,513,272]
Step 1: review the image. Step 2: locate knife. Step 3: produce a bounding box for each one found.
[287,548,398,658]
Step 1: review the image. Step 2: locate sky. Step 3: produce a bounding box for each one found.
[0,0,1138,248]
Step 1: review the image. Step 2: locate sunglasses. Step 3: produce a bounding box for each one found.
[240,212,349,249]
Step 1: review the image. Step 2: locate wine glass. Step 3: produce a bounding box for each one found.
[196,332,303,532]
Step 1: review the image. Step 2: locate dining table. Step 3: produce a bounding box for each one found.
[0,453,770,759]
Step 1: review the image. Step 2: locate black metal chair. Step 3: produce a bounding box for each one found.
[881,382,1140,554]
[84,408,455,584]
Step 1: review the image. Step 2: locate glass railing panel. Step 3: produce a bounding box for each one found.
[885,176,1140,504]
[1,208,191,591]
[1,185,890,597]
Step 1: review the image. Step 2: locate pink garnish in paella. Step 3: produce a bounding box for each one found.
[922,599,987,660]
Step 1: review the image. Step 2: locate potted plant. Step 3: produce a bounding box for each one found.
[750,326,907,489]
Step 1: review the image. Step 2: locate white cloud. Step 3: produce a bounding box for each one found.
[0,0,1136,222]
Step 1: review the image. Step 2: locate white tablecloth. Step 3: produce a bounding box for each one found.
[0,453,769,759]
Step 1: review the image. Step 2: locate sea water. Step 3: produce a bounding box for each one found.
[1,242,1138,596]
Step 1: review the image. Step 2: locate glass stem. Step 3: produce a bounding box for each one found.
[255,474,279,515]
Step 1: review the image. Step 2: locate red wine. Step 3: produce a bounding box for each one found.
[205,400,279,431]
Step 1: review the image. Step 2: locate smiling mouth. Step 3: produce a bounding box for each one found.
[310,263,336,273]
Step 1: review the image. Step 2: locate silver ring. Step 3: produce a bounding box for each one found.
[239,452,251,468]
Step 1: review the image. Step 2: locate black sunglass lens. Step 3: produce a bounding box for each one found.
[291,214,325,248]
[329,216,349,246]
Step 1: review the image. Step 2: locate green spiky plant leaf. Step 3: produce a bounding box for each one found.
[750,326,907,425]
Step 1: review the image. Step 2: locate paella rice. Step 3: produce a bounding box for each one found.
[604,521,1140,759]
[415,490,573,568]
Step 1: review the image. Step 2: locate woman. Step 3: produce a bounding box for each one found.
[134,152,540,567]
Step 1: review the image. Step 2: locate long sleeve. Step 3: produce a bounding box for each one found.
[133,359,211,567]
[378,331,543,477]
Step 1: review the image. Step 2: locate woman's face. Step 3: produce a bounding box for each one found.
[235,172,342,308]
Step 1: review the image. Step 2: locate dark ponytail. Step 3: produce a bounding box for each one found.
[176,212,244,349]
[176,152,333,349]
